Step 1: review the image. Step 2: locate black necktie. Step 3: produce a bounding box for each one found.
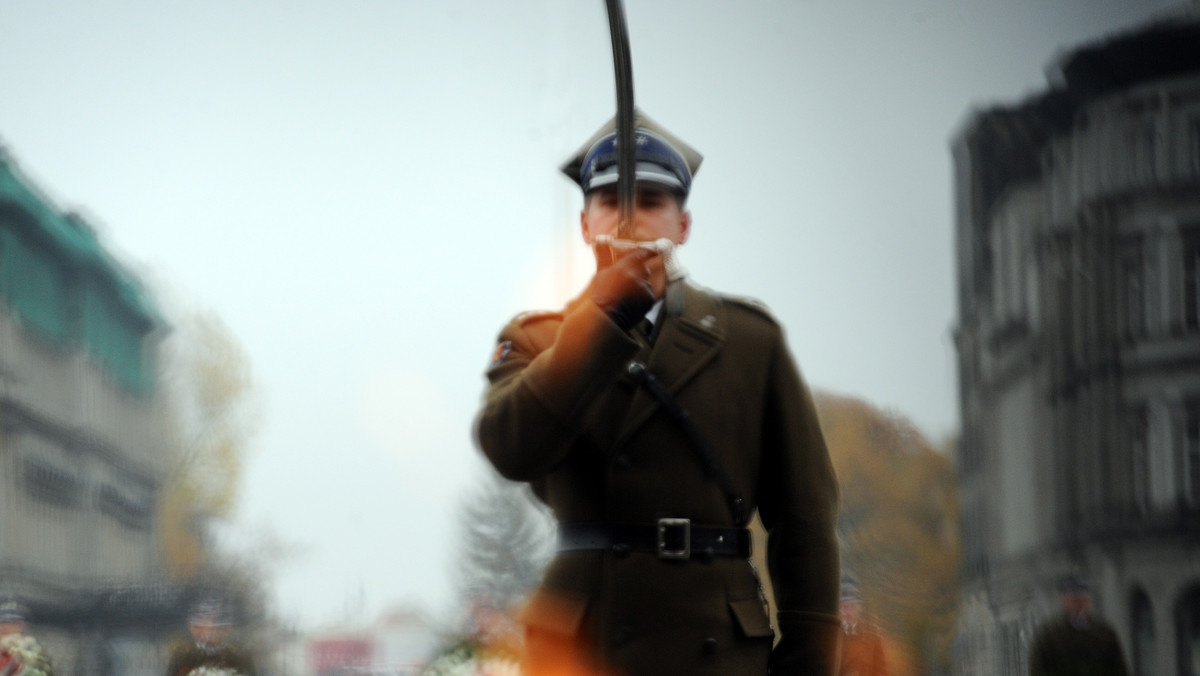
[634,317,654,345]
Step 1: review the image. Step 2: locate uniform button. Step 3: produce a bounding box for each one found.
[612,625,633,647]
[612,543,630,558]
[613,454,631,470]
[702,637,718,654]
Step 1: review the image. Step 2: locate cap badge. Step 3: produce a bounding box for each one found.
[489,341,513,369]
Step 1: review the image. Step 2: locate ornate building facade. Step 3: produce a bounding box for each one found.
[953,10,1200,676]
[0,148,189,676]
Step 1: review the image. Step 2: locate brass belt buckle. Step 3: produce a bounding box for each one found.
[657,518,691,560]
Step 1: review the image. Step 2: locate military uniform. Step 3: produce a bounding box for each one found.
[476,273,840,675]
[1027,612,1129,676]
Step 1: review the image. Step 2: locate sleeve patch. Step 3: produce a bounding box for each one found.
[489,340,513,369]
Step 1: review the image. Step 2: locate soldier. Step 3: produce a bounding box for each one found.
[837,583,889,676]
[166,600,257,676]
[1027,576,1130,676]
[475,110,841,675]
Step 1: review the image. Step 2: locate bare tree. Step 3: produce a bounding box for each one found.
[453,470,556,613]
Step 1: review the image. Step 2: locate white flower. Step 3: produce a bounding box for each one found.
[1,633,52,676]
[186,667,245,676]
[476,656,520,676]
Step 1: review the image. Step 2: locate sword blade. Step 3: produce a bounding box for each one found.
[604,0,635,238]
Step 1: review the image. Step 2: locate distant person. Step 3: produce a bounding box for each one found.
[166,599,257,676]
[1028,576,1129,676]
[838,583,889,676]
[0,601,55,676]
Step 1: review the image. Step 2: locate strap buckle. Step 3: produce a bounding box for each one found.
[657,518,691,560]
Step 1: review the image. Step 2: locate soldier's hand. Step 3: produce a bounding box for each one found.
[590,247,657,331]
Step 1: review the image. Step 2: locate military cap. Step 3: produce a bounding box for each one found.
[1058,575,1090,595]
[840,581,862,603]
[189,598,232,626]
[0,601,28,624]
[560,109,703,196]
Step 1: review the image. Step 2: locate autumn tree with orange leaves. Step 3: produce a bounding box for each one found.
[157,310,260,578]
[816,392,960,675]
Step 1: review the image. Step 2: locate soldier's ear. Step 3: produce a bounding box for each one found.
[677,210,692,245]
[580,210,593,245]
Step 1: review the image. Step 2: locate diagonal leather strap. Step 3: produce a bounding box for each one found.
[625,361,748,525]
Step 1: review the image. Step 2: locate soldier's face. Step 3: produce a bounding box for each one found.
[0,621,23,637]
[1062,592,1091,616]
[580,185,691,246]
[190,619,230,645]
[581,185,691,296]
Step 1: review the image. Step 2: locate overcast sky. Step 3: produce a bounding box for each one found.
[0,0,1186,631]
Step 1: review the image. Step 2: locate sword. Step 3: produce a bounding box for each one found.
[604,0,635,239]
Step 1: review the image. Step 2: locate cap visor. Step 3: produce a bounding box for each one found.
[585,164,685,193]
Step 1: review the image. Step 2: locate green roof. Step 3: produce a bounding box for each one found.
[0,151,161,328]
[0,148,163,393]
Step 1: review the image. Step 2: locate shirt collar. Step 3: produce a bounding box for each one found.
[645,299,664,327]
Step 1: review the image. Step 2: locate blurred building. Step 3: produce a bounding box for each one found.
[952,9,1200,676]
[0,148,188,676]
[302,608,441,676]
[308,634,372,676]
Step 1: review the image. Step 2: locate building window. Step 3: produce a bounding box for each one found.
[1,231,73,345]
[1144,122,1159,183]
[22,457,82,507]
[96,483,151,530]
[1129,407,1150,513]
[1185,232,1200,333]
[1185,400,1200,508]
[1129,120,1160,185]
[1123,245,1145,340]
[1191,117,1200,177]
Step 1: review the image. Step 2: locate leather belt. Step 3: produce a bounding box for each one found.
[558,520,752,560]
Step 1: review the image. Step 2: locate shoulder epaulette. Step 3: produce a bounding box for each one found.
[721,294,778,324]
[513,310,562,327]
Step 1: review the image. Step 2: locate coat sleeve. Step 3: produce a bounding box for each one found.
[475,298,640,481]
[757,331,841,675]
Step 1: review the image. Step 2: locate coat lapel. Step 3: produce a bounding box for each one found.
[614,281,726,446]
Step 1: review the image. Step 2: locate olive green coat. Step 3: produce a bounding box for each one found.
[476,279,841,676]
